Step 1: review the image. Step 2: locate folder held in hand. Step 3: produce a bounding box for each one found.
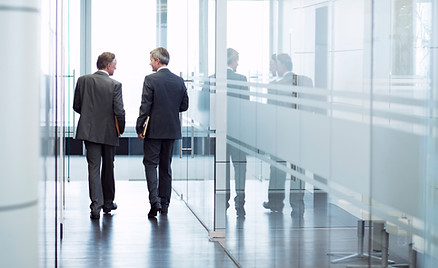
[115,116,121,137]
[142,116,150,136]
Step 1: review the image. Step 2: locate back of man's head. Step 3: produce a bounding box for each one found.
[276,53,293,71]
[150,47,170,65]
[97,52,115,70]
[227,48,239,66]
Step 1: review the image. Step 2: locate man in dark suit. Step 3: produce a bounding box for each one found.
[73,52,125,219]
[136,47,189,218]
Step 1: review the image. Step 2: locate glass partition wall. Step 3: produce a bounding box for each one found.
[39,0,69,266]
[220,0,438,267]
[60,0,438,267]
[167,0,217,231]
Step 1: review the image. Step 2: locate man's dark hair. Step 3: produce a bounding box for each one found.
[96,52,116,70]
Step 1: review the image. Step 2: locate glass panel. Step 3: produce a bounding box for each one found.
[371,1,436,266]
[91,0,157,128]
[64,1,80,184]
[167,0,216,231]
[166,0,189,208]
[220,0,438,267]
[425,2,438,267]
[223,0,370,267]
[40,0,65,265]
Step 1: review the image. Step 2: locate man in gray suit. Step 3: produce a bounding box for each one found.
[73,52,125,220]
[136,47,189,218]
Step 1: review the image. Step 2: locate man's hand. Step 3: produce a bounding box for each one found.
[138,133,145,140]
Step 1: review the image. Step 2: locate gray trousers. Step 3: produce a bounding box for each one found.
[85,141,116,213]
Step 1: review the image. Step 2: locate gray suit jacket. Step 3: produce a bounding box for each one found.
[136,68,189,139]
[73,71,125,146]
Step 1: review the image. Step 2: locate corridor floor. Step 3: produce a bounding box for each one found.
[40,181,237,268]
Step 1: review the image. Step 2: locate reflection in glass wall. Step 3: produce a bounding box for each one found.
[220,0,438,267]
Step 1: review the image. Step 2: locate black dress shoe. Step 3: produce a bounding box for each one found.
[148,204,162,218]
[160,205,169,215]
[262,201,283,212]
[90,212,100,219]
[103,203,117,214]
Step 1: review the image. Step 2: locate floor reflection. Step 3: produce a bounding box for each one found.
[54,181,236,268]
[225,179,360,268]
[148,217,170,267]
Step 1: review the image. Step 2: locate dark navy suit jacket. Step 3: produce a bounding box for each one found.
[136,68,189,139]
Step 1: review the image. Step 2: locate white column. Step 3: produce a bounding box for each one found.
[211,0,227,238]
[425,1,438,266]
[0,1,40,267]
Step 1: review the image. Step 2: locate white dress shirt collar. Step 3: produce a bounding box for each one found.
[157,66,169,72]
[98,70,109,76]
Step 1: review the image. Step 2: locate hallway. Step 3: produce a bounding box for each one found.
[40,181,236,268]
[39,156,414,267]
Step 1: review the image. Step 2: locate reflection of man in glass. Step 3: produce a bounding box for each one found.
[269,53,278,81]
[207,48,248,217]
[226,48,249,217]
[276,53,313,88]
[263,53,312,217]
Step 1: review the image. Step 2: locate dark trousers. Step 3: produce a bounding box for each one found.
[226,143,247,208]
[84,141,116,212]
[143,139,175,207]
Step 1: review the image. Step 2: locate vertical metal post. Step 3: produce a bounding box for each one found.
[156,0,167,47]
[408,243,417,268]
[357,220,365,255]
[381,229,389,267]
[80,0,91,75]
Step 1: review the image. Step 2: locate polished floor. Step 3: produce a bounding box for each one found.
[42,181,237,268]
[40,156,413,268]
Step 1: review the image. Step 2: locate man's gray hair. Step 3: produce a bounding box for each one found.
[150,47,170,65]
[227,48,239,65]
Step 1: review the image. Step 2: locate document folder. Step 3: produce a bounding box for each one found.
[115,116,121,137]
[142,116,150,136]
